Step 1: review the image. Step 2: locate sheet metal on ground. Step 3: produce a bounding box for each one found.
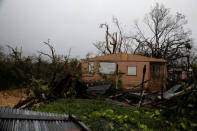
[163,84,195,100]
[0,106,89,131]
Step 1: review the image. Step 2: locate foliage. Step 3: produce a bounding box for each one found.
[31,99,167,131]
[159,88,197,130]
[0,46,57,90]
[85,80,107,87]
[31,98,197,130]
[24,78,47,99]
[98,71,124,96]
[191,61,197,84]
[49,57,87,98]
[0,44,87,105]
[0,47,31,89]
[65,70,87,98]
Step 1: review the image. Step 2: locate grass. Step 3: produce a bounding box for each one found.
[31,99,167,131]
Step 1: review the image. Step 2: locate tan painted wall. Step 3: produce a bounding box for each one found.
[82,60,150,88]
[116,61,150,87]
[82,53,167,91]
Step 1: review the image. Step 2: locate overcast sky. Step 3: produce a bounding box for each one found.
[0,0,196,58]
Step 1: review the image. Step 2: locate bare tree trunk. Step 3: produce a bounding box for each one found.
[38,39,57,88]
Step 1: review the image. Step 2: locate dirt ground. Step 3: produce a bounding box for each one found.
[0,88,27,107]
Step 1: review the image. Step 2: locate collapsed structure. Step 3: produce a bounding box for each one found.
[82,53,167,92]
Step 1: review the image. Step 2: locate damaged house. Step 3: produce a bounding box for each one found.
[82,53,167,92]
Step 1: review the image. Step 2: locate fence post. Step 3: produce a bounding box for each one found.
[138,65,146,108]
[115,64,119,89]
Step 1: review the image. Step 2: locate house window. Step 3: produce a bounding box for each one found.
[99,62,116,74]
[88,62,94,73]
[128,67,137,75]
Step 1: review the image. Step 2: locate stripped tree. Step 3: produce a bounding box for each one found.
[38,39,59,88]
[93,17,133,55]
[132,3,192,63]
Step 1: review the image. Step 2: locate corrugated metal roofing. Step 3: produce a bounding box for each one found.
[0,106,90,131]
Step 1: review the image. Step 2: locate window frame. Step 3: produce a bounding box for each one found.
[88,62,94,73]
[127,66,137,76]
[99,62,116,74]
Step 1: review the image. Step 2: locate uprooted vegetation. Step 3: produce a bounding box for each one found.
[81,63,197,130]
[29,76,197,130]
[0,41,87,109]
[0,2,197,130]
[1,42,197,130]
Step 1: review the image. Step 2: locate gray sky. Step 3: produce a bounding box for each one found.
[0,0,196,58]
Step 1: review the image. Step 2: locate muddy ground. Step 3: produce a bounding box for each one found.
[0,88,27,107]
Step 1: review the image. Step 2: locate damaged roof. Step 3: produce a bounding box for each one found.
[83,53,167,63]
[0,106,90,131]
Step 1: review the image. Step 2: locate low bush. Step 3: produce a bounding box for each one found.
[31,99,167,131]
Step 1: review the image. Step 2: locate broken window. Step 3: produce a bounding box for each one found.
[99,62,116,74]
[88,62,94,73]
[128,67,137,75]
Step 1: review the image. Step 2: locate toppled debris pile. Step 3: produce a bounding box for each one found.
[86,85,110,97]
[162,84,195,100]
[86,83,197,109]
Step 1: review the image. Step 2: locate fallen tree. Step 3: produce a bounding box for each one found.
[14,40,87,109]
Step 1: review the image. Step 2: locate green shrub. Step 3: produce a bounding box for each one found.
[31,99,167,131]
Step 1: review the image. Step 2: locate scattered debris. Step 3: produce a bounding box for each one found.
[105,98,136,109]
[87,85,110,96]
[162,84,195,100]
[89,83,197,108]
